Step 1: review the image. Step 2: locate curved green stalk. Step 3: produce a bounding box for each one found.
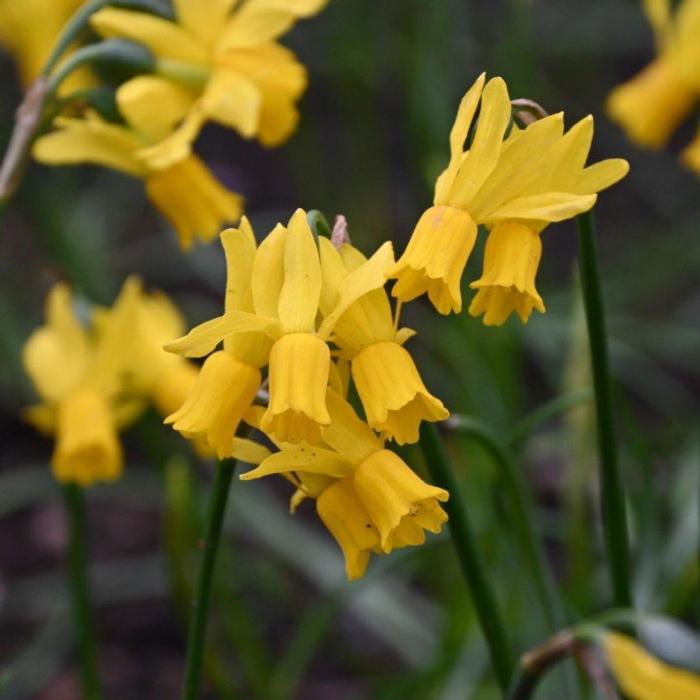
[63,484,101,700]
[576,211,632,608]
[180,459,238,700]
[419,422,514,690]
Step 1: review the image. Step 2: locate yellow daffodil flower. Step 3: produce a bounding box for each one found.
[166,209,395,446]
[240,390,449,580]
[89,0,329,169]
[32,111,243,250]
[165,219,270,458]
[319,237,448,444]
[605,632,700,700]
[22,279,145,485]
[0,0,91,92]
[389,73,628,323]
[607,0,700,149]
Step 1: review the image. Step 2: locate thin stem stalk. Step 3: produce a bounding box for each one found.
[419,422,514,690]
[180,459,238,700]
[576,211,632,608]
[63,484,101,700]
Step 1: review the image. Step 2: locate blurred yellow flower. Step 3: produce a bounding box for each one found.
[0,0,91,92]
[605,632,700,700]
[22,279,145,485]
[90,0,329,169]
[32,111,243,250]
[166,210,394,446]
[319,237,447,444]
[240,390,449,580]
[607,0,700,148]
[389,73,628,323]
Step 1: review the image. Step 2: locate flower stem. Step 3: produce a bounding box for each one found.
[576,211,632,608]
[180,459,238,700]
[62,484,101,700]
[419,422,514,690]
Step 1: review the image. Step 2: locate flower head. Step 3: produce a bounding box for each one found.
[33,111,243,250]
[240,389,448,580]
[605,632,700,700]
[90,0,329,168]
[607,0,700,148]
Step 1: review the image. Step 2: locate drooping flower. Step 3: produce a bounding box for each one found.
[32,111,243,250]
[0,0,91,92]
[89,0,329,169]
[240,389,449,580]
[22,279,145,485]
[318,237,447,444]
[607,0,700,149]
[166,209,394,446]
[605,632,700,700]
[388,73,628,323]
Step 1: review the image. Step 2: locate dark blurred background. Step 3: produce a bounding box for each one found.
[0,1,699,698]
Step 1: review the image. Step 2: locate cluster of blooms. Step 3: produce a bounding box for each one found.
[607,0,700,172]
[605,632,700,699]
[26,0,328,249]
[22,67,629,579]
[22,277,201,485]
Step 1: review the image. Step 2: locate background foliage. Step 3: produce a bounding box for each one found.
[0,1,698,698]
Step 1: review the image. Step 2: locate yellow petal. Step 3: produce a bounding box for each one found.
[165,310,280,358]
[643,0,671,46]
[322,389,383,464]
[117,75,198,142]
[145,156,243,250]
[573,158,630,195]
[351,342,449,445]
[53,389,123,486]
[231,437,272,464]
[90,7,208,64]
[435,72,486,205]
[277,209,322,332]
[482,192,597,224]
[152,361,199,418]
[252,223,287,318]
[201,68,262,138]
[33,114,146,178]
[174,0,236,46]
[216,0,329,50]
[449,77,512,208]
[221,219,257,314]
[22,283,90,403]
[240,445,353,480]
[606,632,700,700]
[316,477,379,581]
[318,241,394,338]
[261,333,331,444]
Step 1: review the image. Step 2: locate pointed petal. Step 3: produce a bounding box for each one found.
[230,437,271,464]
[221,218,257,314]
[573,158,630,194]
[252,223,287,318]
[483,192,597,224]
[239,444,353,480]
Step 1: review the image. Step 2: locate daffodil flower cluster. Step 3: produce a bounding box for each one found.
[164,209,450,579]
[607,0,700,162]
[22,277,201,485]
[29,0,328,249]
[390,73,629,325]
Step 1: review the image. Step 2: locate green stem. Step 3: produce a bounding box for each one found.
[508,389,592,447]
[418,422,514,690]
[576,211,632,608]
[63,484,101,700]
[449,416,567,634]
[180,460,238,700]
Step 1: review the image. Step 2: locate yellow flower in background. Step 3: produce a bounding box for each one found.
[166,209,395,446]
[607,0,700,149]
[681,126,700,174]
[22,279,145,485]
[0,0,90,92]
[605,632,700,700]
[389,73,628,323]
[165,219,269,458]
[90,0,329,169]
[32,111,243,250]
[240,390,449,580]
[319,237,448,444]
